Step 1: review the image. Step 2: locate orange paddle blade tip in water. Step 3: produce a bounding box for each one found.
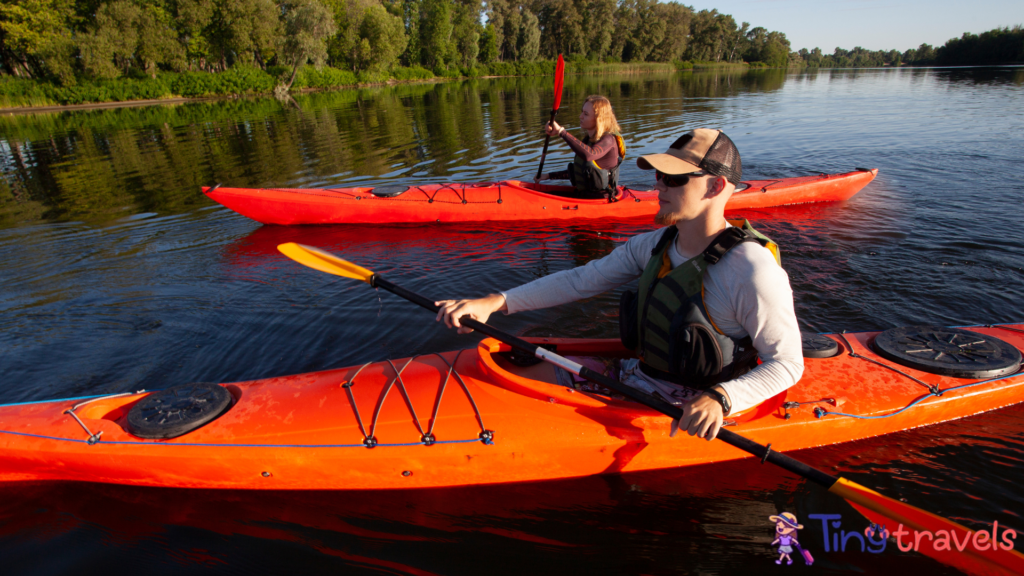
[831,478,1024,576]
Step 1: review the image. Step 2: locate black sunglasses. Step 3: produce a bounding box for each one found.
[656,170,707,187]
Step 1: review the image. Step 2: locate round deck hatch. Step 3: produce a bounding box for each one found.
[872,326,1021,378]
[802,332,839,358]
[127,382,233,439]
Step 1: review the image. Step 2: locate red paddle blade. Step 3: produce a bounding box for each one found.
[831,478,1024,576]
[552,54,565,111]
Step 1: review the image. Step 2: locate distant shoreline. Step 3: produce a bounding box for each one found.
[1,65,687,115]
[9,63,1015,116]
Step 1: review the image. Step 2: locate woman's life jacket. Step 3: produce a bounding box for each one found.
[567,132,626,198]
[619,220,781,389]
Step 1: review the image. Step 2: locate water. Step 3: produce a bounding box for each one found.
[1,67,1023,574]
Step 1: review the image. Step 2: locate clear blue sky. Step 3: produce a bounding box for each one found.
[685,0,1024,52]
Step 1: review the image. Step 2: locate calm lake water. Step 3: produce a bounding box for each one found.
[2,66,1024,575]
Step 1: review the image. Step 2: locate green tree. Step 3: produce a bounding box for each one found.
[687,9,734,62]
[78,0,184,79]
[761,31,790,67]
[419,0,455,69]
[211,0,282,68]
[648,3,690,62]
[534,0,584,58]
[452,0,482,68]
[397,0,421,65]
[725,20,748,62]
[169,0,215,70]
[356,3,406,71]
[581,0,614,60]
[516,7,539,61]
[913,43,935,64]
[280,0,337,88]
[478,22,497,63]
[0,0,77,81]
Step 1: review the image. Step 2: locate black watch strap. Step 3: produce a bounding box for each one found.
[704,389,731,415]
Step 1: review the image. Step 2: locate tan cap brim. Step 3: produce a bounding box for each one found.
[636,153,702,175]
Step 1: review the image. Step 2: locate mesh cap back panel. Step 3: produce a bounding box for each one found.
[699,132,742,184]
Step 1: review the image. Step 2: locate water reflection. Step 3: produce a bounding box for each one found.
[2,69,791,227]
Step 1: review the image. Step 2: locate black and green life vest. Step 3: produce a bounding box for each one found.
[619,219,781,389]
[567,132,626,198]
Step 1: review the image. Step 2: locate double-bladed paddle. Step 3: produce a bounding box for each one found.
[535,54,565,181]
[277,241,1024,576]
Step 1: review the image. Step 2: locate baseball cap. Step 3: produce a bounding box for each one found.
[637,129,744,188]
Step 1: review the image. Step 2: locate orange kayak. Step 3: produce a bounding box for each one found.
[1,322,1021,490]
[203,169,877,225]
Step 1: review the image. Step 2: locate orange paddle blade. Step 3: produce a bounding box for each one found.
[831,478,1024,576]
[277,243,374,284]
[552,54,565,111]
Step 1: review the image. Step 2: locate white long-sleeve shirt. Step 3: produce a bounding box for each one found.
[501,224,804,414]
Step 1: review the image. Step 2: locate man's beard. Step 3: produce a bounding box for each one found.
[654,209,678,226]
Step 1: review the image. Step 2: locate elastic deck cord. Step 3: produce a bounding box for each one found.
[814,371,1023,421]
[837,331,942,395]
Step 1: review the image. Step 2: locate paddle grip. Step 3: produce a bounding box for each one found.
[535,109,559,180]
[372,277,542,356]
[373,274,839,490]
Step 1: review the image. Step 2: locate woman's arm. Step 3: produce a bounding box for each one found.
[561,132,618,167]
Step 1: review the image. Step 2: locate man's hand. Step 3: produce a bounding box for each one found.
[677,387,731,441]
[434,294,507,334]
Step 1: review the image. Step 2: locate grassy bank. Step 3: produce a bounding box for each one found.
[0,61,686,110]
[674,61,752,71]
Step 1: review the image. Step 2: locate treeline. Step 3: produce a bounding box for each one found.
[0,0,796,87]
[794,25,1024,68]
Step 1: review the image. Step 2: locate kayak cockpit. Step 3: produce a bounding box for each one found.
[476,337,787,423]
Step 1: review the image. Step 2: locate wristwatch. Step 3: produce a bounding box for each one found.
[703,388,731,416]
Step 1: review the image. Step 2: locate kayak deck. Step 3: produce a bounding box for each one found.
[203,169,878,225]
[0,323,1021,490]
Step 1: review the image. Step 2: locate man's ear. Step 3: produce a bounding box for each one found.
[706,175,727,198]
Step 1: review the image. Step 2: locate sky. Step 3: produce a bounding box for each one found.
[685,0,1024,52]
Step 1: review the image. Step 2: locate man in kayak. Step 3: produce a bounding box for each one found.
[436,129,804,441]
[534,95,626,200]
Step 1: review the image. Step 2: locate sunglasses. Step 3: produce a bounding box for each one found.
[655,170,707,187]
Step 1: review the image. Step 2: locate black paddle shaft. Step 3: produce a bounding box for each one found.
[370,274,838,489]
[535,109,559,181]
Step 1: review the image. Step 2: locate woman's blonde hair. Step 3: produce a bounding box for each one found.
[584,95,621,141]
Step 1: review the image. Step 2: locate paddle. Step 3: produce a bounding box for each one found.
[277,242,1024,576]
[535,54,565,181]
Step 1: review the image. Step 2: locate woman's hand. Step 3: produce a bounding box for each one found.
[534,173,551,183]
[544,120,564,137]
[677,387,731,440]
[434,293,508,334]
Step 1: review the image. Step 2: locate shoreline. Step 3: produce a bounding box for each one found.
[0,77,453,116]
[0,66,699,115]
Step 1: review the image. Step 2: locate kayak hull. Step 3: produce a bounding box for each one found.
[1,323,1021,491]
[203,169,878,226]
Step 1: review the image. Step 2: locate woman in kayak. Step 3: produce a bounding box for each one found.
[535,95,626,200]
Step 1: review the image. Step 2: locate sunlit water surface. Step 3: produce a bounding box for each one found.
[1,66,1023,575]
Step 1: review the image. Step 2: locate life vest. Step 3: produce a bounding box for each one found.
[567,132,626,198]
[619,219,782,389]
